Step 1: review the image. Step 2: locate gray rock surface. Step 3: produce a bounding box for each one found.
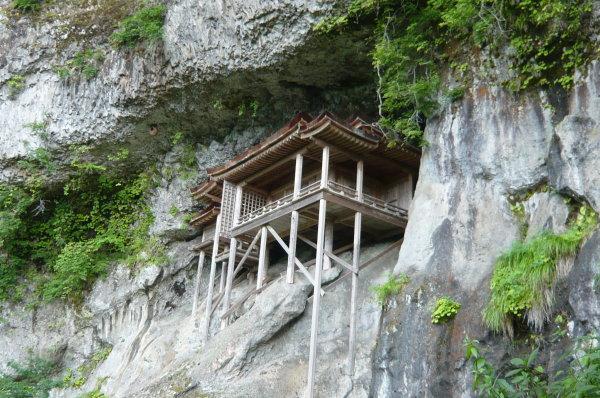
[524,192,570,240]
[0,0,373,179]
[374,62,600,397]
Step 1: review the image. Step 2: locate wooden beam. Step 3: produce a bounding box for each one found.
[267,226,324,296]
[191,250,205,323]
[323,191,407,227]
[287,211,299,284]
[203,213,222,342]
[312,137,414,175]
[323,220,334,270]
[322,239,404,292]
[297,234,354,274]
[293,153,303,199]
[242,148,308,185]
[204,193,222,202]
[256,226,269,289]
[306,198,327,398]
[233,229,261,278]
[313,137,361,162]
[220,276,276,319]
[219,262,227,293]
[356,160,364,202]
[320,145,329,189]
[222,184,243,323]
[231,191,323,236]
[347,213,362,373]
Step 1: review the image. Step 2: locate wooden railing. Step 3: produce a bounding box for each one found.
[236,180,407,227]
[327,181,408,218]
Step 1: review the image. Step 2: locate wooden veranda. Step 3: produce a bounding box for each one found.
[189,112,420,397]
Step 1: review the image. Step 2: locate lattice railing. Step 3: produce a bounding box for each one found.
[235,179,407,227]
[327,181,407,217]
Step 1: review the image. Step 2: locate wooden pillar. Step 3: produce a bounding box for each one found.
[219,262,227,293]
[306,145,329,398]
[323,220,334,270]
[203,213,222,341]
[348,160,363,375]
[320,146,329,189]
[256,226,269,289]
[287,154,303,284]
[223,185,243,318]
[191,250,206,322]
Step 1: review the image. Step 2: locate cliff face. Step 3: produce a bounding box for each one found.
[0,0,374,177]
[373,62,600,396]
[1,1,600,397]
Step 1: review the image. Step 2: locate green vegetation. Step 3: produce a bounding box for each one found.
[163,142,198,182]
[315,0,596,146]
[371,273,410,305]
[0,146,160,303]
[12,0,41,12]
[0,355,63,398]
[55,49,104,80]
[110,4,167,48]
[79,387,108,398]
[465,336,600,396]
[431,297,461,324]
[64,346,112,390]
[237,100,260,119]
[171,131,184,146]
[484,205,597,336]
[7,74,25,98]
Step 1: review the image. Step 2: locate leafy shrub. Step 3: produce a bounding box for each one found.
[0,156,156,302]
[465,336,600,397]
[431,297,461,324]
[315,0,595,146]
[0,356,63,398]
[56,49,104,80]
[110,5,167,48]
[12,0,41,12]
[7,75,25,98]
[371,273,410,305]
[484,205,597,336]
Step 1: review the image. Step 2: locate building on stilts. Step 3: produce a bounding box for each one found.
[189,112,420,397]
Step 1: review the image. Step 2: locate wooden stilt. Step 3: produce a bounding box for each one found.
[219,262,227,293]
[233,229,261,278]
[191,250,206,322]
[287,153,303,284]
[323,220,334,270]
[287,211,299,283]
[222,185,243,323]
[306,145,329,398]
[256,226,269,289]
[306,199,327,398]
[348,160,363,375]
[203,214,222,341]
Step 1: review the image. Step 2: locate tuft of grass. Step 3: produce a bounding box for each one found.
[484,205,597,336]
[12,0,41,12]
[55,49,104,80]
[110,5,167,48]
[431,297,461,324]
[7,75,26,98]
[371,273,410,305]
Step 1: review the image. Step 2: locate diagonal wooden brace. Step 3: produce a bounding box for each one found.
[297,234,356,274]
[266,226,325,296]
[233,229,261,278]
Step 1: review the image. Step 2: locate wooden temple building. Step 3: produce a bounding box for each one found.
[189,112,420,397]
